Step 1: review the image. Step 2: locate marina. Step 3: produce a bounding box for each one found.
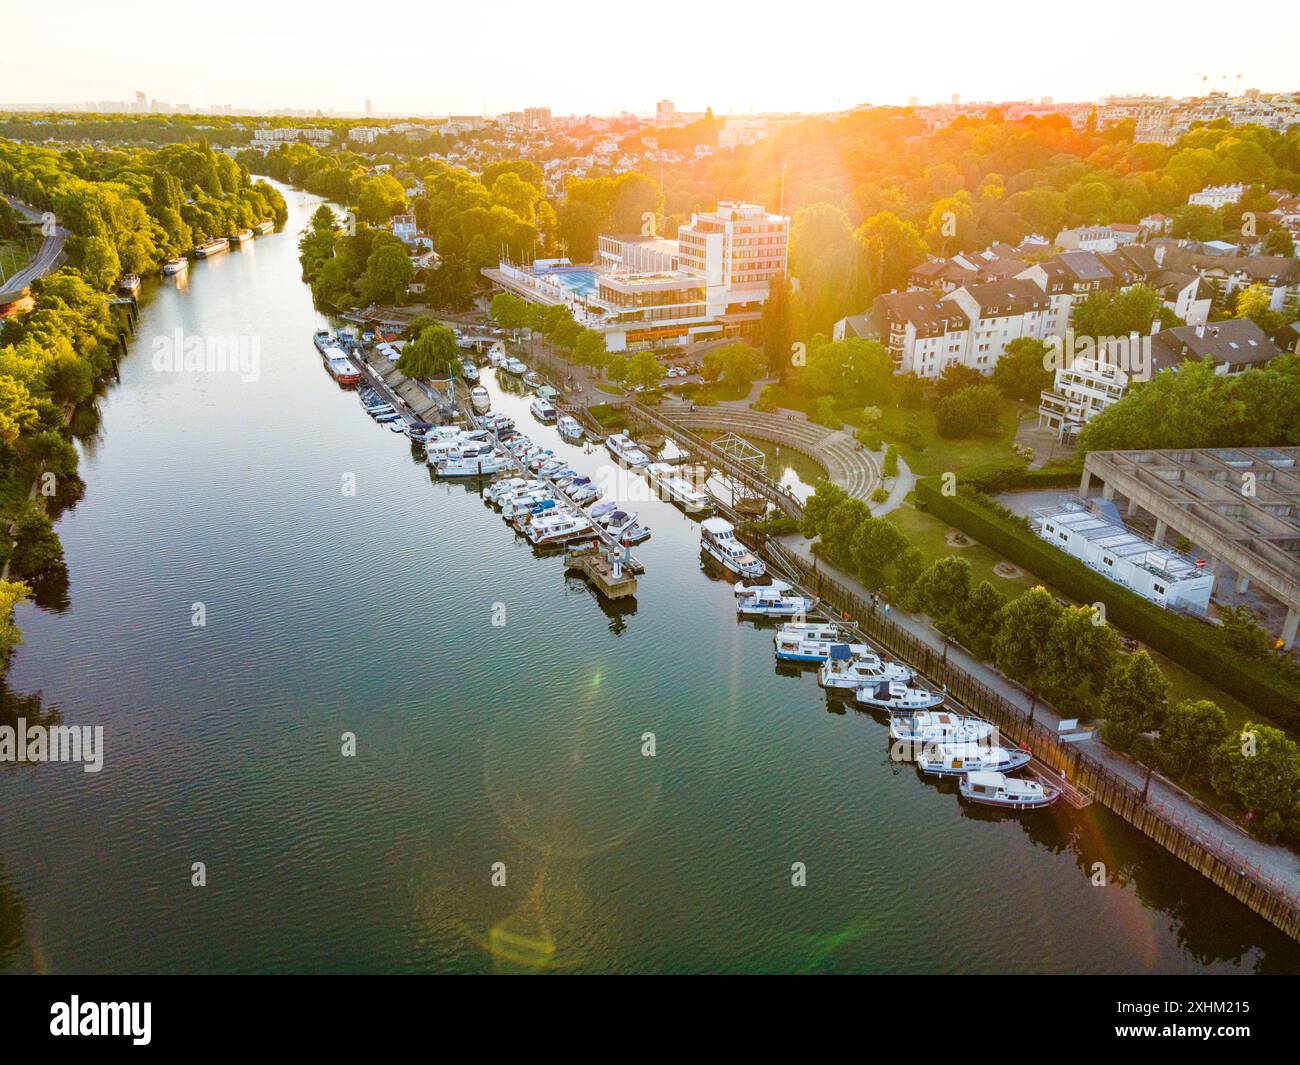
[6,184,1299,975]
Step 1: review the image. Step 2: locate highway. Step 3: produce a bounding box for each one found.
[0,195,69,301]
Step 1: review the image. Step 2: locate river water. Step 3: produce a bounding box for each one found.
[2,185,1297,974]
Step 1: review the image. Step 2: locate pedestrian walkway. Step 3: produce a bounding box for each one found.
[777,532,1300,894]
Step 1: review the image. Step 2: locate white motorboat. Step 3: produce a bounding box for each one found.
[470,386,491,413]
[646,462,712,512]
[605,433,650,468]
[734,578,792,597]
[504,357,527,375]
[959,771,1060,810]
[569,483,601,505]
[530,397,557,423]
[523,509,596,546]
[194,237,229,258]
[557,415,584,442]
[501,490,554,520]
[604,510,644,539]
[817,646,913,689]
[487,478,540,505]
[482,413,514,434]
[774,630,871,664]
[917,742,1032,778]
[162,256,188,276]
[523,370,543,389]
[736,587,816,618]
[889,707,993,744]
[700,517,764,578]
[431,442,510,478]
[860,682,949,713]
[589,501,618,522]
[488,348,508,368]
[461,360,480,383]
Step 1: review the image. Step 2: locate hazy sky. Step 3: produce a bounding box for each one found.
[2,0,1293,115]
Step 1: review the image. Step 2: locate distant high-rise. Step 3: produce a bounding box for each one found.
[365,98,373,115]
[951,93,960,106]
[656,99,675,121]
[523,106,551,129]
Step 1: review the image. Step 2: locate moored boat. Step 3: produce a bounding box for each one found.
[646,461,712,512]
[775,630,871,664]
[817,644,913,687]
[461,360,480,383]
[889,707,993,743]
[523,508,596,546]
[605,433,650,468]
[699,516,764,578]
[194,237,230,258]
[959,771,1060,810]
[255,219,275,235]
[116,273,141,295]
[916,742,1032,777]
[470,385,491,413]
[503,357,527,375]
[162,256,189,276]
[229,228,253,245]
[736,586,816,618]
[529,397,557,423]
[557,414,584,442]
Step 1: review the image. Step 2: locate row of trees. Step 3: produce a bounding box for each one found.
[800,480,1300,838]
[0,138,286,672]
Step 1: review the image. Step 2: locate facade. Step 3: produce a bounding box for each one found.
[1188,184,1246,209]
[1033,499,1215,615]
[1037,356,1129,441]
[485,200,789,352]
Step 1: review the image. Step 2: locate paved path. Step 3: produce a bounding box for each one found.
[0,197,68,301]
[779,533,1300,894]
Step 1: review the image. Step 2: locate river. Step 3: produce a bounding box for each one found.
[1,184,1297,974]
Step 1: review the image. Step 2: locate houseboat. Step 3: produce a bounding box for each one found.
[959,771,1061,810]
[461,360,480,383]
[557,415,584,442]
[774,630,870,664]
[529,397,558,423]
[229,228,254,246]
[523,509,596,546]
[817,645,913,688]
[889,708,994,744]
[116,274,141,295]
[431,441,510,478]
[646,462,711,512]
[503,357,527,375]
[699,517,764,578]
[736,586,816,618]
[470,386,491,413]
[916,742,1032,778]
[605,433,651,469]
[162,257,188,276]
[194,237,230,258]
[255,219,275,235]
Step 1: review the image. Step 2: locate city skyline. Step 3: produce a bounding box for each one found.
[1,0,1295,117]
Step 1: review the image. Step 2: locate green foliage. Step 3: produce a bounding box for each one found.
[1210,723,1300,835]
[701,342,765,390]
[935,384,1002,438]
[811,396,840,429]
[882,444,899,478]
[916,475,1300,726]
[991,337,1052,403]
[991,586,1063,683]
[9,504,64,579]
[911,555,972,618]
[397,324,459,380]
[1157,699,1228,781]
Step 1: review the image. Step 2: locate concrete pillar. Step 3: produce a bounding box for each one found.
[1213,558,1237,604]
[1152,519,1166,546]
[1282,607,1298,651]
[1236,574,1250,596]
[1102,482,1115,501]
[1125,495,1138,518]
[1079,469,1092,496]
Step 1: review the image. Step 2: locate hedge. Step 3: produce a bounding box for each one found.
[916,476,1300,727]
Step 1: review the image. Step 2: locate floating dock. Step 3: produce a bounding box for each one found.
[564,542,638,599]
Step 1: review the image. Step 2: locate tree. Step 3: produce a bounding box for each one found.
[359,239,413,305]
[1233,283,1285,332]
[799,481,849,539]
[1216,604,1275,658]
[1157,699,1228,781]
[991,586,1062,683]
[702,343,765,390]
[398,324,459,380]
[1036,605,1121,705]
[855,211,927,296]
[1100,650,1168,748]
[820,498,871,566]
[911,555,971,618]
[8,504,64,579]
[1210,723,1300,835]
[848,516,908,583]
[1073,284,1163,339]
[811,396,840,429]
[882,445,899,477]
[935,384,1001,438]
[1262,229,1295,257]
[992,337,1052,403]
[761,273,795,379]
[625,351,663,390]
[957,581,1006,656]
[0,579,30,666]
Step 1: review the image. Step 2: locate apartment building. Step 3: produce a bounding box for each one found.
[1037,356,1130,442]
[1188,183,1246,208]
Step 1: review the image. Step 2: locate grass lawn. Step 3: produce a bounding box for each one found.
[0,237,34,283]
[756,384,1025,475]
[680,379,751,404]
[887,500,1044,598]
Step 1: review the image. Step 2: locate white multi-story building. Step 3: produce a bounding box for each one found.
[486,201,789,352]
[253,126,332,145]
[1037,356,1130,441]
[348,126,384,144]
[1033,499,1214,615]
[1188,184,1246,209]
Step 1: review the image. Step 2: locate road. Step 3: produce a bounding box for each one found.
[0,196,69,301]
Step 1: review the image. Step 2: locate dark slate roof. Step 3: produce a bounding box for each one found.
[1149,319,1284,372]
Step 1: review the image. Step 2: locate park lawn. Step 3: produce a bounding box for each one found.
[682,379,752,404]
[867,401,1025,475]
[887,500,1042,598]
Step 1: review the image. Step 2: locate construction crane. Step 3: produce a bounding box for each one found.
[1225,73,1243,97]
[1194,73,1209,96]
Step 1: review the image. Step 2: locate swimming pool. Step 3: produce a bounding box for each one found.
[546,269,598,297]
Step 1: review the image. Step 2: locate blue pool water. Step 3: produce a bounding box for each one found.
[548,269,598,297]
